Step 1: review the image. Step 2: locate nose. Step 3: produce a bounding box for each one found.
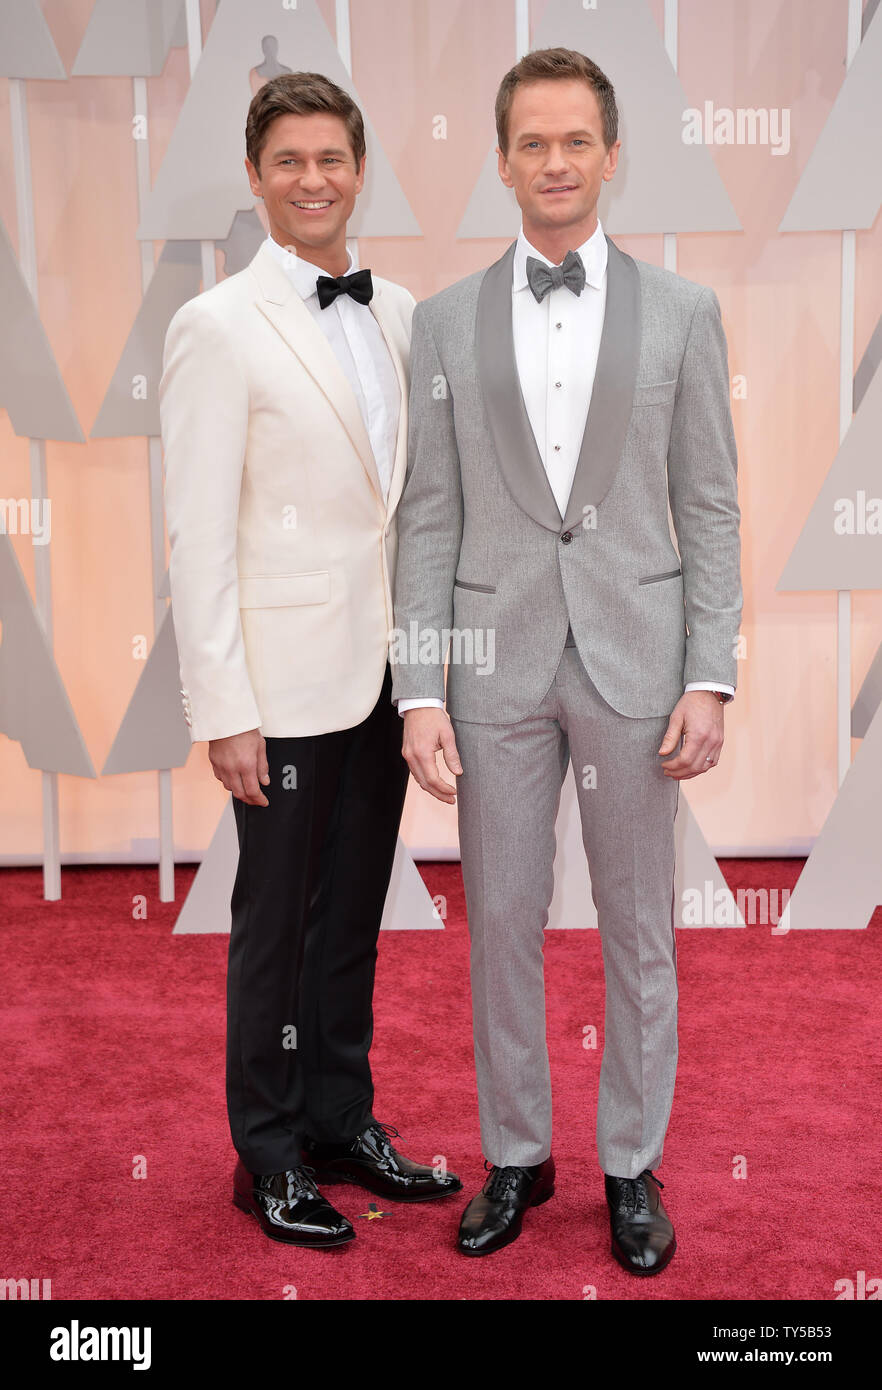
[298,161,327,192]
[542,146,570,177]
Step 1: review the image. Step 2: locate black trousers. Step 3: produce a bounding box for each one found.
[226,664,409,1175]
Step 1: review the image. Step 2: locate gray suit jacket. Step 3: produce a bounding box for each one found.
[390,235,742,723]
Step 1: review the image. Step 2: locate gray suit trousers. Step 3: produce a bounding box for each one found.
[451,641,680,1179]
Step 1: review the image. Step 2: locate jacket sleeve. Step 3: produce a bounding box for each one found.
[389,301,464,704]
[666,286,743,690]
[159,297,262,742]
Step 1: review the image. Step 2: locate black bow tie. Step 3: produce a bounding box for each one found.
[316,268,374,310]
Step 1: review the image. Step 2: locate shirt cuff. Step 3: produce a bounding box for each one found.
[397,697,445,717]
[685,682,735,703]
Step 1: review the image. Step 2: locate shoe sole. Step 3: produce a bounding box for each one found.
[232,1192,356,1248]
[457,1185,555,1257]
[610,1235,677,1276]
[310,1168,464,1203]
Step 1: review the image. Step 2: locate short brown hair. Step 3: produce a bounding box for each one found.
[246,72,366,173]
[495,48,618,156]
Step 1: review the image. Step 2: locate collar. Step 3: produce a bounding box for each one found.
[264,233,357,301]
[512,217,607,294]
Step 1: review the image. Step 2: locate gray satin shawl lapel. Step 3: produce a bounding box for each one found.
[476,243,562,532]
[475,234,642,535]
[561,237,641,533]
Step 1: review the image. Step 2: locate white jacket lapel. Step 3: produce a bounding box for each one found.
[249,239,383,505]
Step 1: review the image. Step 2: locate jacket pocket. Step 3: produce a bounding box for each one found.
[454,579,496,593]
[638,568,682,586]
[633,380,677,406]
[238,571,330,608]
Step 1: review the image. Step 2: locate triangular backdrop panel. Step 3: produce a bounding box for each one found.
[0,534,95,777]
[173,808,441,933]
[380,836,445,932]
[779,6,882,231]
[673,790,745,927]
[0,218,83,441]
[777,361,882,592]
[102,607,192,774]
[546,766,743,930]
[458,0,740,238]
[218,208,267,276]
[72,0,186,77]
[0,0,66,78]
[854,314,882,413]
[138,0,420,242]
[93,214,274,438]
[91,241,203,439]
[852,640,882,739]
[172,801,237,935]
[775,699,882,932]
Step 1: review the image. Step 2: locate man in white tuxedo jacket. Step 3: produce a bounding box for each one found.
[160,73,460,1248]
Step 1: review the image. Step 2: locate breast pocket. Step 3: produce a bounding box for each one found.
[638,568,682,586]
[633,380,677,407]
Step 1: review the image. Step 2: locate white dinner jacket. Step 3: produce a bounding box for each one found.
[159,237,415,742]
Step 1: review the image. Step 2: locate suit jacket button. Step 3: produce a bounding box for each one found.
[561,531,573,544]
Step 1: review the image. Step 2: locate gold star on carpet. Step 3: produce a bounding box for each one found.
[357,1202,387,1220]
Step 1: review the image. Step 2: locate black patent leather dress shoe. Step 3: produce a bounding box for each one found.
[232,1159,355,1247]
[604,1169,676,1275]
[457,1156,556,1256]
[303,1121,463,1202]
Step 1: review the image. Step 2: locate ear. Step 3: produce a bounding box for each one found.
[602,140,621,184]
[245,156,262,199]
[496,146,514,190]
[354,153,366,195]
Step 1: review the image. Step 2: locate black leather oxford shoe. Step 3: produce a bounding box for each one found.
[604,1169,676,1275]
[457,1156,556,1256]
[232,1159,355,1247]
[303,1121,463,1202]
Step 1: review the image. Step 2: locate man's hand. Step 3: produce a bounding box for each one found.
[208,728,270,806]
[402,708,462,804]
[658,691,724,780]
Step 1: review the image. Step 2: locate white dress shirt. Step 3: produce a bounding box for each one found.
[513,220,607,517]
[398,219,733,711]
[264,233,400,503]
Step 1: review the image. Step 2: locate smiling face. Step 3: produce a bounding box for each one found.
[245,111,365,274]
[497,78,619,260]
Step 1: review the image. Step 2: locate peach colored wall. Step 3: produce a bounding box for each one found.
[0,0,879,867]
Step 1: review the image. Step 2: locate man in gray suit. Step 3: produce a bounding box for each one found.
[390,48,741,1272]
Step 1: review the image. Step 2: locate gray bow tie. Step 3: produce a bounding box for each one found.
[525,249,586,303]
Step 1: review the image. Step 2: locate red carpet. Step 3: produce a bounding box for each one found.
[1,861,879,1301]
